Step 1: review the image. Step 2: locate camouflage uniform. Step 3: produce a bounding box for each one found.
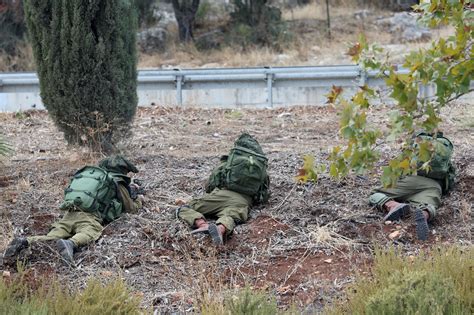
[368,175,442,220]
[28,185,138,247]
[178,188,252,235]
[3,155,140,263]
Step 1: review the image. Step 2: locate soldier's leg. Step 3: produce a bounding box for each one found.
[369,176,427,221]
[215,205,249,235]
[375,176,441,241]
[177,188,238,227]
[4,214,73,264]
[405,177,441,240]
[69,212,103,247]
[27,214,74,244]
[404,177,442,220]
[177,204,208,227]
[399,177,441,241]
[369,176,423,206]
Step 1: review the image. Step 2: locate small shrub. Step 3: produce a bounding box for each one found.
[365,271,464,315]
[134,0,158,28]
[201,287,279,315]
[195,0,213,26]
[0,271,143,315]
[226,23,254,49]
[226,287,278,315]
[328,246,473,314]
[0,135,12,159]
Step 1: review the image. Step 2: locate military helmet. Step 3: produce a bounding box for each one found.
[98,155,138,174]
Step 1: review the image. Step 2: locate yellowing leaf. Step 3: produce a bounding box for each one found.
[418,141,432,162]
[295,155,318,183]
[398,158,410,170]
[326,85,344,104]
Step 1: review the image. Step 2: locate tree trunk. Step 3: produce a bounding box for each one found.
[326,0,331,40]
[171,0,200,42]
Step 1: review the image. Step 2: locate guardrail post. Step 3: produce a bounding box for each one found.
[175,74,183,106]
[358,68,367,86]
[265,72,274,108]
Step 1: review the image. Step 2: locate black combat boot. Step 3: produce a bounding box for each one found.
[56,239,76,264]
[414,208,430,241]
[383,200,411,222]
[208,223,225,245]
[3,238,29,265]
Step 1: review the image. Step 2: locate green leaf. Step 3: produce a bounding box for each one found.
[418,141,432,162]
[341,126,355,139]
[329,163,338,178]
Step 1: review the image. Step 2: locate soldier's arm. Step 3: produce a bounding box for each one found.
[117,184,141,213]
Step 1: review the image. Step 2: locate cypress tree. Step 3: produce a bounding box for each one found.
[24,0,138,151]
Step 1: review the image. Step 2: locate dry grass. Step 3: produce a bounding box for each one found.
[140,45,305,69]
[282,1,359,21]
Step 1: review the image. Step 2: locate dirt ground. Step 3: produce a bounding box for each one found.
[0,103,473,313]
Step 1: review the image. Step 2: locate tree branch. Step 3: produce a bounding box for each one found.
[446,89,474,104]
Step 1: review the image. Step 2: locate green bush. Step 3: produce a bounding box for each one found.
[0,271,142,315]
[195,0,213,26]
[366,271,463,314]
[24,0,138,152]
[226,287,278,315]
[134,0,157,28]
[227,23,254,49]
[229,0,291,50]
[329,246,473,314]
[201,286,281,315]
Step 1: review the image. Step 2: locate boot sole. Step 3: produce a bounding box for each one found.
[190,226,210,235]
[208,224,223,245]
[415,208,429,241]
[383,204,410,222]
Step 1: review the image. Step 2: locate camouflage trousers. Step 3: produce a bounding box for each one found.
[28,211,103,247]
[368,175,442,220]
[178,188,252,235]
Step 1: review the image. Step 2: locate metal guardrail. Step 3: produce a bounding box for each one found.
[0,65,471,111]
[0,65,387,108]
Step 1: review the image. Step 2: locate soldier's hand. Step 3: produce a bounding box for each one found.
[130,179,145,200]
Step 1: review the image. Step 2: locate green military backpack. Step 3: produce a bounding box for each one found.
[60,166,128,222]
[415,132,455,192]
[206,133,270,204]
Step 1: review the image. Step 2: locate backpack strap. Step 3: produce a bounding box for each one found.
[232,146,268,160]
